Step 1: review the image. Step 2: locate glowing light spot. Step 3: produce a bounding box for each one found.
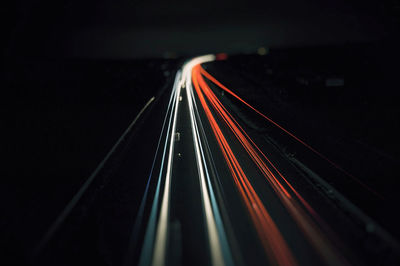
[257,47,268,55]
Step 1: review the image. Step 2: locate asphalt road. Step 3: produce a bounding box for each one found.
[31,55,400,266]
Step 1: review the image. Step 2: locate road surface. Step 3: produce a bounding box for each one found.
[32,55,400,266]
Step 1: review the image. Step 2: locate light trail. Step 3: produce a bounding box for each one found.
[139,55,355,266]
[138,72,181,266]
[126,73,178,266]
[34,55,397,265]
[185,55,234,266]
[139,56,234,266]
[193,65,349,265]
[192,65,297,266]
[151,70,182,266]
[199,66,382,199]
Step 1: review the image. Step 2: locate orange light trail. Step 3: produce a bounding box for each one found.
[199,66,382,199]
[192,65,297,266]
[193,64,350,265]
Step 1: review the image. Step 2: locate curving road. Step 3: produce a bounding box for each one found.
[131,56,400,266]
[32,55,400,266]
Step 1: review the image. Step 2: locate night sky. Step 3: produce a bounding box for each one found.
[5,0,399,58]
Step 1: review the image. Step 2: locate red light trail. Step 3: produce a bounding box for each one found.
[193,65,297,266]
[199,66,382,199]
[137,56,391,266]
[193,64,350,265]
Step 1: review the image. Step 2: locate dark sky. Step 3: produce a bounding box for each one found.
[5,0,399,58]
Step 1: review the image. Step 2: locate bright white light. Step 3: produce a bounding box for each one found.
[143,54,233,266]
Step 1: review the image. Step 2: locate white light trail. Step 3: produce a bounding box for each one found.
[185,56,226,266]
[184,55,234,266]
[151,71,183,266]
[140,55,233,266]
[139,71,181,266]
[187,73,234,266]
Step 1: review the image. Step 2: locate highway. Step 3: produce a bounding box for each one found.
[32,55,400,266]
[130,55,400,266]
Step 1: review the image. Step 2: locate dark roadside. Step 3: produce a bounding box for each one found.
[3,57,177,264]
[202,42,400,242]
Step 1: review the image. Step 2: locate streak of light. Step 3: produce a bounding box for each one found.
[140,55,234,266]
[194,65,349,265]
[199,66,382,198]
[185,56,234,266]
[192,65,297,266]
[125,74,178,266]
[139,72,181,266]
[151,71,182,266]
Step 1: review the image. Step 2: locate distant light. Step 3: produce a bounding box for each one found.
[257,47,268,55]
[216,53,228,60]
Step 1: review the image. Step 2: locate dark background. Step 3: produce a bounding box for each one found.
[3,0,400,264]
[3,0,400,58]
